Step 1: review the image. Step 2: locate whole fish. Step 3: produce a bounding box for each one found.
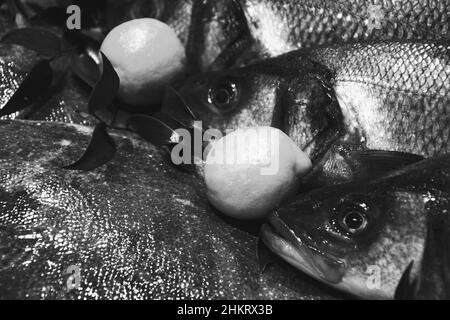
[163,40,450,185]
[240,0,450,59]
[0,119,342,299]
[260,154,450,299]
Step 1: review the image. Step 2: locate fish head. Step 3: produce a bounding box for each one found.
[163,67,281,131]
[261,181,428,299]
[162,56,343,162]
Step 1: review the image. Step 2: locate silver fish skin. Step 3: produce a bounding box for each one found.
[0,120,342,299]
[261,154,450,299]
[240,0,450,59]
[281,40,450,157]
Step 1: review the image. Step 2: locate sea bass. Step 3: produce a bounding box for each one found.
[0,119,342,299]
[164,40,450,184]
[240,0,450,59]
[260,154,450,299]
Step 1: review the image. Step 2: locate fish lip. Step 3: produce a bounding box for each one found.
[261,211,346,285]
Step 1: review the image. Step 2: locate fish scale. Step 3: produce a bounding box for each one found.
[241,0,450,58]
[297,41,450,156]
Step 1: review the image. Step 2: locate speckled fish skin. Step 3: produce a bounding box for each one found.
[0,120,343,299]
[167,40,450,173]
[240,0,450,58]
[261,155,450,299]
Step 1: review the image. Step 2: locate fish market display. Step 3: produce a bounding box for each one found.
[0,0,449,301]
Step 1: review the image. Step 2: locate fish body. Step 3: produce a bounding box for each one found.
[240,0,450,59]
[261,154,450,299]
[0,119,341,299]
[306,40,450,157]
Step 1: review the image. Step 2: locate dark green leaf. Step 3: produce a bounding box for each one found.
[64,122,116,171]
[127,114,182,146]
[1,27,61,58]
[165,86,197,121]
[63,29,101,52]
[6,0,30,24]
[70,47,101,88]
[88,52,120,114]
[0,59,53,117]
[29,6,68,27]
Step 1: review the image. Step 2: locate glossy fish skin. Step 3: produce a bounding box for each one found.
[306,41,450,157]
[0,120,343,299]
[261,155,450,299]
[240,0,450,59]
[166,40,450,178]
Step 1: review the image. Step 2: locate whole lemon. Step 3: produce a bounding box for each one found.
[101,18,186,106]
[204,127,312,220]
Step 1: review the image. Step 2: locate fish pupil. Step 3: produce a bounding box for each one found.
[344,211,364,231]
[214,89,231,105]
[208,81,237,109]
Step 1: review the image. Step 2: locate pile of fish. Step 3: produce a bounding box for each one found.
[0,0,449,299]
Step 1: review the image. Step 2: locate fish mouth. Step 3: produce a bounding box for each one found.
[260,211,346,285]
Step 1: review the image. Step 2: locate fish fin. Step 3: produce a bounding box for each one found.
[418,212,450,299]
[256,238,274,274]
[209,35,255,70]
[394,261,419,300]
[344,150,424,181]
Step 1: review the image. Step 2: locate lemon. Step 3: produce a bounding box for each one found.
[101,18,186,106]
[204,127,312,220]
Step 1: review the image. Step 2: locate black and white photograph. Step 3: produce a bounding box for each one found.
[0,0,449,305]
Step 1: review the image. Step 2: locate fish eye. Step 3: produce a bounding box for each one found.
[207,79,238,111]
[335,203,370,236]
[342,210,367,233]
